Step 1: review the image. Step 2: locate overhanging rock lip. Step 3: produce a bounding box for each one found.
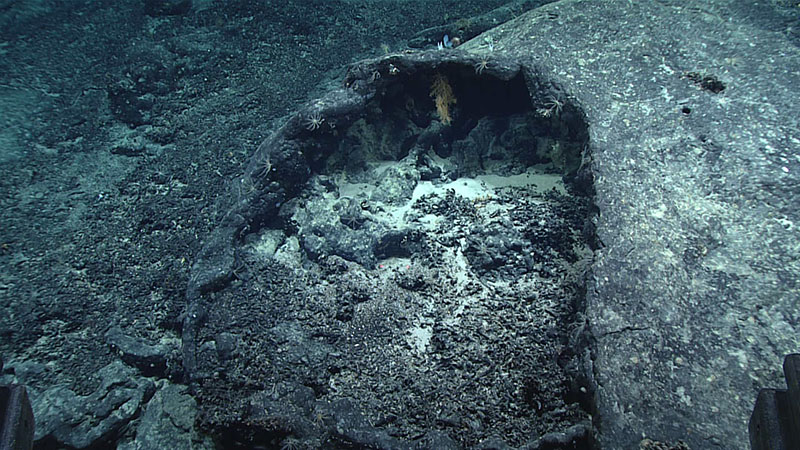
[342,49,524,88]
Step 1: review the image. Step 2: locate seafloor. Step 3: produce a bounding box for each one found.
[1,1,798,449]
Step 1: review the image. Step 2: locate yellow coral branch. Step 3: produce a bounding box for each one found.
[430,73,457,125]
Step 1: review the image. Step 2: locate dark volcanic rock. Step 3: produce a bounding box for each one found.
[182,1,800,449]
